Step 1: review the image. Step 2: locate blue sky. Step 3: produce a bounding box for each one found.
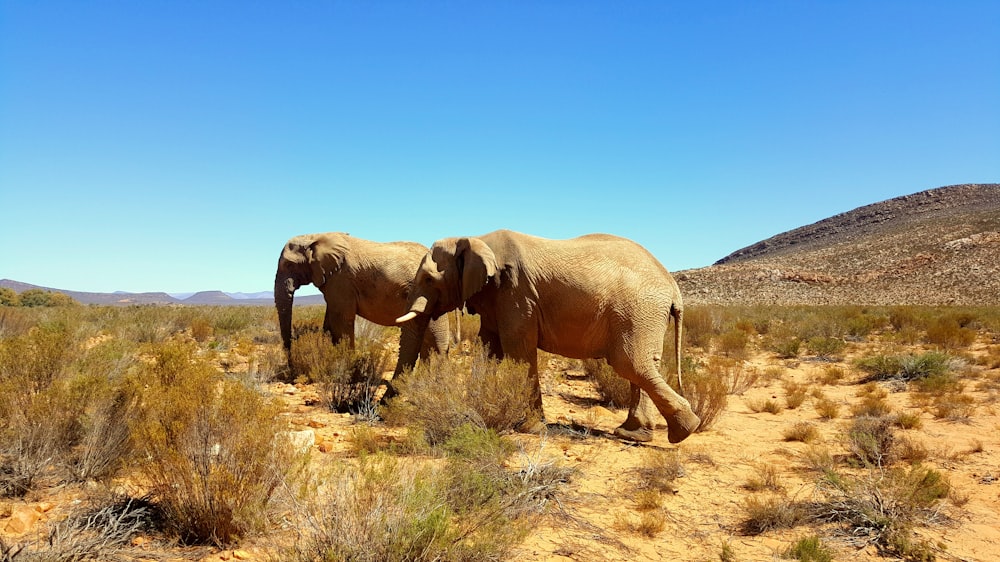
[1,1,997,295]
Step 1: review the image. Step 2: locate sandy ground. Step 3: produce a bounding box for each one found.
[2,336,998,562]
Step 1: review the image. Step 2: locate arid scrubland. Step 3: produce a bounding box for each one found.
[1,303,999,561]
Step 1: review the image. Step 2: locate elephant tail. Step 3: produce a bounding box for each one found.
[672,303,684,395]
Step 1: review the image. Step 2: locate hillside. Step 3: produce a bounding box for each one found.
[677,183,1000,305]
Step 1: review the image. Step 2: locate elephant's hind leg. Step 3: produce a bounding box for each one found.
[614,385,661,443]
[609,349,700,444]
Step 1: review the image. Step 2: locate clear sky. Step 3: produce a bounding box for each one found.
[1,1,997,296]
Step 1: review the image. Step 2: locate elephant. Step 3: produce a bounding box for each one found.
[396,229,700,444]
[274,232,450,384]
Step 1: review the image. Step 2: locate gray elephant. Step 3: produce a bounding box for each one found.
[396,230,700,443]
[274,232,450,383]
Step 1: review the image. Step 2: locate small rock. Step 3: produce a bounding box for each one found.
[318,441,335,453]
[284,429,316,453]
[233,549,252,560]
[4,505,41,534]
[307,419,326,429]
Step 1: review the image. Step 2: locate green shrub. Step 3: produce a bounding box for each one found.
[806,337,845,361]
[772,337,801,359]
[784,535,833,562]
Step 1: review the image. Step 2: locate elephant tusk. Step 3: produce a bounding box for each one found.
[396,311,419,324]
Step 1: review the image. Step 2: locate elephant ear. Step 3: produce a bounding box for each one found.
[307,233,350,288]
[456,238,498,304]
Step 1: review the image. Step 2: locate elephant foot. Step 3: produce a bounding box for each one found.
[666,409,702,444]
[613,426,653,443]
[376,382,398,405]
[516,412,546,434]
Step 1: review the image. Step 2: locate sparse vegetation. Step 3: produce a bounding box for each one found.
[0,302,997,560]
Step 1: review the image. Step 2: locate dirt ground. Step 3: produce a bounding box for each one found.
[3,336,998,562]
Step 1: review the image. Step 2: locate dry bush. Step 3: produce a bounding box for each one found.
[747,398,782,414]
[679,365,729,432]
[806,337,846,361]
[816,365,846,385]
[683,306,718,348]
[925,316,977,349]
[466,349,538,431]
[128,340,302,546]
[382,353,473,446]
[814,465,949,559]
[851,393,893,418]
[846,416,896,467]
[744,463,784,492]
[0,492,162,561]
[0,320,86,496]
[584,358,630,408]
[802,446,836,474]
[452,310,481,343]
[739,495,808,536]
[0,307,36,338]
[717,329,750,359]
[633,448,684,496]
[894,411,923,430]
[284,431,567,562]
[929,392,976,421]
[383,346,535,445]
[702,356,759,395]
[784,381,807,409]
[784,422,820,444]
[813,396,841,420]
[856,351,953,384]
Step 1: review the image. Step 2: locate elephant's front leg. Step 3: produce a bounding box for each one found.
[498,326,545,433]
[323,306,355,349]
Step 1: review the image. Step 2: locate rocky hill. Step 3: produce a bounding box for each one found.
[677,183,1000,305]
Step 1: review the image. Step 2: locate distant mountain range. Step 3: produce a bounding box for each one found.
[0,279,324,306]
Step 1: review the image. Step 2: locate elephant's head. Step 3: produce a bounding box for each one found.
[397,237,498,324]
[274,233,349,359]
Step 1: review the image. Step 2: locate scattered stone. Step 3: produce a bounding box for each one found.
[3,504,41,535]
[318,441,335,453]
[284,429,315,453]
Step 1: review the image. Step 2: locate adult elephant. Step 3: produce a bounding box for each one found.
[396,230,700,444]
[274,232,450,382]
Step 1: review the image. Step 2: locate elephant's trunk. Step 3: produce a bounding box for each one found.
[274,274,300,364]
